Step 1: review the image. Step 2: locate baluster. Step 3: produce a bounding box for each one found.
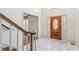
[30,33,32,51]
[28,33,31,51]
[32,34,34,51]
[26,33,29,51]
[34,35,36,51]
[29,33,36,51]
[22,33,24,51]
[23,33,29,51]
[32,34,36,51]
[9,25,11,51]
[17,29,19,51]
[30,33,34,51]
[25,33,28,51]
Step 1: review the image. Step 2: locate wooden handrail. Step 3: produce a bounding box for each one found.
[0,13,36,34]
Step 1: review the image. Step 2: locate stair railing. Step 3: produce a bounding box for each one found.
[0,13,36,51]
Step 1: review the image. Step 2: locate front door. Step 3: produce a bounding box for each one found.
[50,16,61,40]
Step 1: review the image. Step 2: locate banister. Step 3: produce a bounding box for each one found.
[0,13,36,34]
[0,13,36,51]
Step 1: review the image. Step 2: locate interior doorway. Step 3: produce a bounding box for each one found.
[23,13,38,45]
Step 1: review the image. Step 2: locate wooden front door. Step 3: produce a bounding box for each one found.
[50,16,61,40]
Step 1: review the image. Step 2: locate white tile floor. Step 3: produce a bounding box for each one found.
[2,38,79,51]
[22,38,79,51]
[35,38,79,51]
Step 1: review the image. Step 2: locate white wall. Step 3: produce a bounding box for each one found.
[1,8,79,47]
[0,8,41,27]
[76,9,79,46]
[40,8,78,44]
[39,9,49,38]
[0,8,41,49]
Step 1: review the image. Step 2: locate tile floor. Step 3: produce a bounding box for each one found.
[4,38,79,51]
[35,38,79,51]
